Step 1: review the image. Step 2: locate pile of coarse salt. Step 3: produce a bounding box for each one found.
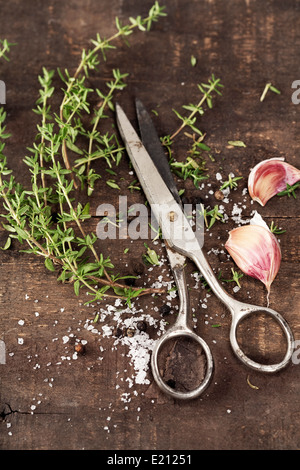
[85,297,169,387]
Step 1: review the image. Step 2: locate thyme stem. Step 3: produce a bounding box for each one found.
[170,75,223,140]
[59,3,166,176]
[0,4,168,305]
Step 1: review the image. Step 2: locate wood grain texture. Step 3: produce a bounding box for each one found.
[0,0,299,450]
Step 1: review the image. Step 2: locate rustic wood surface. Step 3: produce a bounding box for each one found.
[0,0,299,451]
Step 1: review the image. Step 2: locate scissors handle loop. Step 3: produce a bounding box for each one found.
[229,304,294,373]
[150,253,214,400]
[188,249,294,373]
[151,326,214,400]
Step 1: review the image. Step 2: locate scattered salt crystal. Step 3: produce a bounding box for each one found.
[102,325,113,337]
[231,203,250,225]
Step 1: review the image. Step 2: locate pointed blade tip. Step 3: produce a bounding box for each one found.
[115,102,129,134]
[115,101,122,115]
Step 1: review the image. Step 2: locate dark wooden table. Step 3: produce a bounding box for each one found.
[0,0,299,451]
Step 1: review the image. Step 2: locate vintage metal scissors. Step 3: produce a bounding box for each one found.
[116,99,294,400]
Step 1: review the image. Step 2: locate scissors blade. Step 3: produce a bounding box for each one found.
[116,102,177,209]
[135,98,182,208]
[134,99,187,269]
[115,102,190,267]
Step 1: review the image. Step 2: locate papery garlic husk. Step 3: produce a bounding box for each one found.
[248,157,300,206]
[225,225,281,297]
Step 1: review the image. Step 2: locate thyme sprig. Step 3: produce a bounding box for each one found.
[277,182,300,199]
[0,4,167,306]
[170,74,223,141]
[220,174,242,190]
[0,39,16,61]
[269,221,286,234]
[260,82,281,102]
[161,75,223,188]
[58,2,166,180]
[197,203,224,229]
[221,268,243,288]
[169,155,208,189]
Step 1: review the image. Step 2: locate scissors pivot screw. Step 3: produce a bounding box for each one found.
[169,211,178,222]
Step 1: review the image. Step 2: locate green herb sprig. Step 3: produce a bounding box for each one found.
[220,174,243,190]
[269,221,286,234]
[143,243,160,265]
[260,82,281,102]
[277,182,300,199]
[169,155,208,189]
[197,203,224,229]
[58,2,166,181]
[0,3,167,306]
[0,39,16,61]
[161,74,223,188]
[221,268,243,288]
[169,74,223,141]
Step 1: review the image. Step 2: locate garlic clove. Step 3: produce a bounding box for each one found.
[248,157,300,206]
[225,225,281,296]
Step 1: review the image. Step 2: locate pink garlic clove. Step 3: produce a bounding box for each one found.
[248,157,300,206]
[225,225,281,295]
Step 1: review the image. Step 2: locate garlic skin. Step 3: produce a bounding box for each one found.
[248,157,300,206]
[225,225,281,295]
